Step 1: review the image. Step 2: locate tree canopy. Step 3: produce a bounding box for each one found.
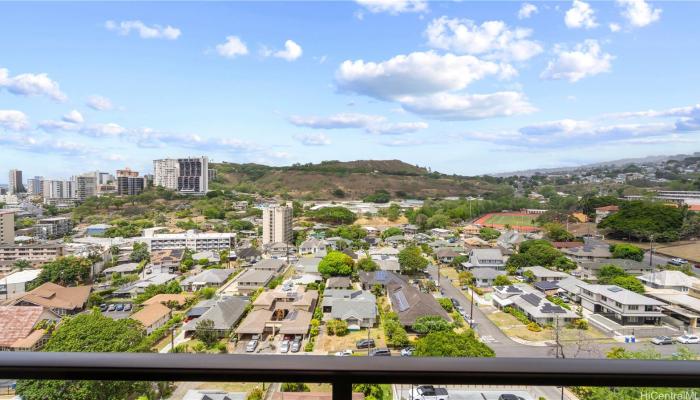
[478,227,500,241]
[307,206,357,225]
[411,315,453,335]
[414,330,495,357]
[398,245,429,275]
[598,201,685,242]
[30,256,92,289]
[610,244,644,262]
[356,257,379,272]
[596,264,645,293]
[318,251,355,277]
[381,226,403,240]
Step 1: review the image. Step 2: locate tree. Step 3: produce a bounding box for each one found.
[381,226,403,240]
[15,312,151,400]
[281,383,310,392]
[552,256,576,272]
[398,245,429,275]
[352,384,384,400]
[357,257,379,272]
[30,256,92,289]
[414,331,495,357]
[611,244,644,262]
[195,319,219,348]
[307,206,356,225]
[610,275,645,293]
[437,298,454,312]
[598,201,685,242]
[411,315,453,335]
[458,271,474,286]
[450,255,468,268]
[543,223,574,242]
[493,275,511,286]
[14,259,31,270]
[318,251,355,277]
[596,264,645,293]
[596,264,626,283]
[478,227,500,241]
[326,319,349,336]
[130,242,150,263]
[363,189,391,203]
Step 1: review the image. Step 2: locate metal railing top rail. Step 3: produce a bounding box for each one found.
[0,353,699,388]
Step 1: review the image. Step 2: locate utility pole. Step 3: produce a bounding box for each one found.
[367,326,371,356]
[469,286,475,329]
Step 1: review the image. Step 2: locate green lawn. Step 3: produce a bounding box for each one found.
[485,214,537,226]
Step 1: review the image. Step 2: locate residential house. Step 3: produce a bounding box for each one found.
[299,238,326,255]
[522,266,569,282]
[326,277,352,290]
[192,250,221,265]
[369,247,399,261]
[644,283,700,333]
[561,239,613,262]
[533,281,560,296]
[358,270,404,291]
[235,287,318,339]
[14,282,90,315]
[0,269,41,298]
[402,224,419,236]
[183,297,248,338]
[251,259,286,274]
[322,289,377,329]
[471,268,506,288]
[296,258,322,276]
[102,263,139,279]
[131,303,171,334]
[237,247,262,266]
[325,237,351,251]
[180,269,236,292]
[386,276,450,328]
[225,269,274,295]
[435,248,459,264]
[492,285,578,325]
[384,235,405,248]
[375,259,400,272]
[579,259,653,281]
[595,205,619,223]
[0,306,60,351]
[112,273,178,298]
[266,242,296,260]
[639,271,700,293]
[573,282,665,326]
[430,228,452,239]
[142,293,193,308]
[464,248,505,270]
[364,227,380,238]
[462,224,480,237]
[148,249,184,274]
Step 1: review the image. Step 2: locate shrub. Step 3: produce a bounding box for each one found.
[527,322,542,332]
[437,298,454,312]
[247,388,264,400]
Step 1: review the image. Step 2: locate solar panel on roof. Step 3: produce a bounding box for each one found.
[541,303,567,314]
[375,271,387,281]
[522,293,541,307]
[608,286,623,292]
[394,290,410,312]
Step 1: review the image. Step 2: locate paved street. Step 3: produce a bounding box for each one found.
[427,265,685,359]
[394,383,577,400]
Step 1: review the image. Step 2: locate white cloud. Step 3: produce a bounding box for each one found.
[86,95,114,111]
[62,110,84,124]
[289,113,386,129]
[105,20,181,40]
[540,40,613,82]
[609,23,622,32]
[518,3,538,19]
[565,0,598,29]
[355,0,428,15]
[38,120,81,132]
[0,110,29,131]
[293,132,331,146]
[336,51,504,100]
[81,123,127,137]
[216,36,249,59]
[0,133,92,156]
[0,68,67,102]
[400,92,537,120]
[616,0,661,27]
[263,40,303,61]
[366,121,429,135]
[425,17,543,61]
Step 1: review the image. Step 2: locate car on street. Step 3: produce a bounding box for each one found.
[669,258,688,266]
[115,303,124,311]
[450,298,459,307]
[99,303,107,312]
[651,336,674,345]
[356,339,375,349]
[107,304,116,312]
[291,339,301,353]
[410,385,449,400]
[280,339,290,353]
[369,348,391,356]
[675,335,700,344]
[124,303,132,311]
[246,339,259,352]
[498,395,525,400]
[400,347,414,356]
[335,349,353,356]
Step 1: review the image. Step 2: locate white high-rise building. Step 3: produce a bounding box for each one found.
[262,203,293,245]
[42,180,74,199]
[154,156,208,194]
[27,176,44,196]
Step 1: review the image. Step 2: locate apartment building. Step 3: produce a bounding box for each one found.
[0,244,64,267]
[8,170,24,194]
[142,229,234,252]
[42,179,74,200]
[117,176,145,196]
[154,156,208,194]
[262,203,293,245]
[0,210,15,245]
[34,217,73,240]
[26,177,44,196]
[73,175,97,201]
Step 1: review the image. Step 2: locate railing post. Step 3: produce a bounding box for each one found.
[332,381,352,400]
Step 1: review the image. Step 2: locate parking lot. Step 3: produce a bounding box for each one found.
[99,303,133,320]
[233,334,305,354]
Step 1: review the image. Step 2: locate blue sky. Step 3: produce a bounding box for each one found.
[1,0,699,180]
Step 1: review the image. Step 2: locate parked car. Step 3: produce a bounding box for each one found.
[498,395,525,400]
[400,347,414,356]
[410,385,449,400]
[246,339,259,352]
[107,304,116,312]
[115,303,124,311]
[335,349,353,356]
[99,304,108,312]
[450,298,459,307]
[356,339,375,349]
[669,258,688,266]
[369,348,391,356]
[651,336,674,345]
[124,303,132,311]
[676,335,700,344]
[291,339,301,353]
[280,339,290,353]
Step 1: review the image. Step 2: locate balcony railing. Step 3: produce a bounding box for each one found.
[0,353,699,400]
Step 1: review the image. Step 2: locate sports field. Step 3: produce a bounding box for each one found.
[484,214,537,226]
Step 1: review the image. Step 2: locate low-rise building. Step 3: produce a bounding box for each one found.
[0,269,41,298]
[322,289,377,329]
[492,284,578,325]
[579,259,653,281]
[14,282,91,316]
[0,243,64,268]
[435,248,459,264]
[112,273,178,298]
[561,239,613,262]
[235,287,318,338]
[298,238,326,255]
[639,271,700,292]
[183,297,248,338]
[522,266,570,282]
[34,217,73,240]
[143,229,234,252]
[180,268,236,292]
[251,259,286,274]
[0,306,60,351]
[471,267,506,288]
[574,283,665,326]
[149,249,185,274]
[595,205,619,223]
[464,248,505,270]
[131,303,171,334]
[225,269,275,295]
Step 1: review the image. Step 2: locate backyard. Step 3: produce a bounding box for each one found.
[486,309,611,344]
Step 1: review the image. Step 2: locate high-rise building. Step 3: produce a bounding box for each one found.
[8,170,24,194]
[177,157,208,194]
[116,168,139,178]
[262,203,293,245]
[117,176,145,196]
[27,176,44,196]
[154,156,208,195]
[0,210,15,245]
[74,175,97,201]
[153,159,179,190]
[42,180,74,200]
